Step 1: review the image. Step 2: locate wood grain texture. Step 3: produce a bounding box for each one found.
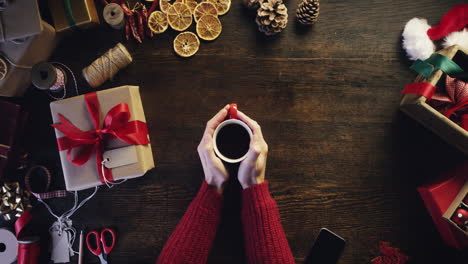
[6,0,468,263]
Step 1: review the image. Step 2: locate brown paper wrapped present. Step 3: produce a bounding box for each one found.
[50,86,154,191]
[0,0,42,42]
[0,21,56,97]
[49,0,100,32]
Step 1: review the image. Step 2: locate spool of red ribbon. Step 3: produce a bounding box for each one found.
[17,238,40,264]
[15,211,40,264]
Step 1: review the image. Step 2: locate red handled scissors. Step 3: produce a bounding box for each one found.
[86,228,116,264]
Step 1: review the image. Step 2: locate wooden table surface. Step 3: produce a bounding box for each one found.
[8,0,468,263]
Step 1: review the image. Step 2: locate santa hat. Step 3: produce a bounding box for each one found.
[402,4,468,61]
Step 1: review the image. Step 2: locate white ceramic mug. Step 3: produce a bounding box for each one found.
[213,104,253,163]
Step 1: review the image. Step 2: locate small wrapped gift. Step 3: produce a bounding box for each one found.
[418,162,468,250]
[50,86,154,191]
[0,100,28,181]
[0,0,42,42]
[0,21,56,97]
[49,0,100,32]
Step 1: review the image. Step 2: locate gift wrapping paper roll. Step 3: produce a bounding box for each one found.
[0,228,18,264]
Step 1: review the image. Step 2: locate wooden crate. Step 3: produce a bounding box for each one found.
[400,45,468,155]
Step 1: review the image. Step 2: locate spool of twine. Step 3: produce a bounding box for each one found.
[82,43,133,88]
[103,3,125,30]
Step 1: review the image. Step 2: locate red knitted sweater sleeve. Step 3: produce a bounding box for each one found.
[156,181,223,264]
[241,181,295,264]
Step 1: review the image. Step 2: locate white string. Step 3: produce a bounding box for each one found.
[101,160,127,188]
[48,62,80,101]
[39,186,99,254]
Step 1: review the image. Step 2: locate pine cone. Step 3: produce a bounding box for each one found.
[243,0,260,10]
[296,0,319,25]
[255,0,288,36]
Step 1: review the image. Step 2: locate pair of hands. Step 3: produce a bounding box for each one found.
[198,105,268,193]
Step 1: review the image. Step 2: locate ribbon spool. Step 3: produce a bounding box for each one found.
[17,237,40,264]
[103,3,125,30]
[31,62,66,93]
[82,43,133,88]
[0,229,18,264]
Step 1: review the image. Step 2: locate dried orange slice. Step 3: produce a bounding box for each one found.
[207,0,230,15]
[0,57,7,80]
[160,0,183,14]
[184,0,198,14]
[148,11,168,34]
[173,32,200,57]
[167,3,193,31]
[193,2,218,22]
[196,15,222,41]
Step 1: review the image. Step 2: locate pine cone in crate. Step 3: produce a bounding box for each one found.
[243,0,260,10]
[296,0,319,25]
[255,0,288,36]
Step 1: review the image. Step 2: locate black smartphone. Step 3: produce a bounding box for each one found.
[304,228,346,264]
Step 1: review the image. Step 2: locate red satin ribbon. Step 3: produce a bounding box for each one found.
[15,210,32,237]
[18,242,40,264]
[401,82,436,101]
[15,211,40,264]
[443,101,468,131]
[52,92,150,183]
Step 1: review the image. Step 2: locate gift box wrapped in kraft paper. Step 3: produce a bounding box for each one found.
[50,86,154,191]
[0,0,42,43]
[0,21,56,97]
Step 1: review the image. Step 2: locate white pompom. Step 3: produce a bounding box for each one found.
[402,18,436,61]
[443,28,468,50]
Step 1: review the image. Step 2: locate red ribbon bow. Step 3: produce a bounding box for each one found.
[52,92,150,183]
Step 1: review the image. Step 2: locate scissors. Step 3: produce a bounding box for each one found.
[86,228,116,264]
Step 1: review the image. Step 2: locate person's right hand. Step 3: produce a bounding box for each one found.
[198,105,231,194]
[237,111,268,189]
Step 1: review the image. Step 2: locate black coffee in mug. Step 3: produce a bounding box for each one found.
[216,124,250,160]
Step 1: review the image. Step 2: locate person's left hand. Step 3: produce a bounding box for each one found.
[197,105,230,194]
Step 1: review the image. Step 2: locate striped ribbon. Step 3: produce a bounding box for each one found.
[24,166,67,200]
